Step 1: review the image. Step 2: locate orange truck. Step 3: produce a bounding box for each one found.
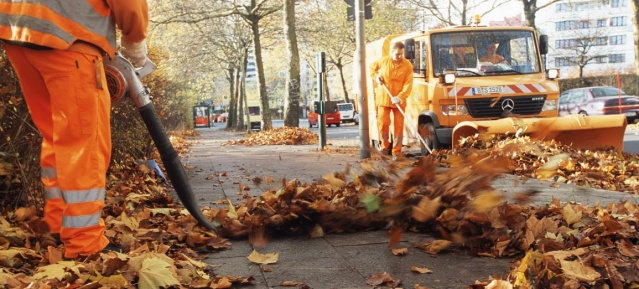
[366,24,627,153]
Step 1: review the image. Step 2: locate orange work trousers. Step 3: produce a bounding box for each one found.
[376,105,404,156]
[3,43,111,258]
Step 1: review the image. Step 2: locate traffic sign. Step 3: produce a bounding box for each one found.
[345,0,372,21]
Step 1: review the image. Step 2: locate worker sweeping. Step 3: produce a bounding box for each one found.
[1,1,149,259]
[369,42,414,159]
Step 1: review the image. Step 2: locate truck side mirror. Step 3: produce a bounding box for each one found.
[404,39,415,60]
[539,35,548,55]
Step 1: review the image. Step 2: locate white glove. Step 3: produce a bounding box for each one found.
[121,39,148,67]
[376,75,384,85]
[391,97,402,104]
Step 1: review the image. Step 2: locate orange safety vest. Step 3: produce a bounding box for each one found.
[0,0,116,56]
[369,56,414,108]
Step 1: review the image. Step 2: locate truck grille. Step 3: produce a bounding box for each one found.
[465,95,546,118]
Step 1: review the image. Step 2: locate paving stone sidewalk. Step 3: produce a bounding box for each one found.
[181,126,637,289]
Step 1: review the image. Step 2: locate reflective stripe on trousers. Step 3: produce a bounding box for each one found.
[4,43,111,258]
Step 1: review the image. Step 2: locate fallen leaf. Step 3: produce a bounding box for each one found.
[392,248,408,256]
[562,204,582,225]
[560,259,601,283]
[366,272,394,286]
[13,207,37,222]
[425,240,452,255]
[137,257,180,289]
[247,250,279,264]
[411,266,432,274]
[412,197,441,222]
[485,279,513,289]
[280,280,301,286]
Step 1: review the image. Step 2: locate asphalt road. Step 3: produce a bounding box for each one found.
[272,119,639,154]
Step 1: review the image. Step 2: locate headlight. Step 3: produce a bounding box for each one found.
[444,73,456,84]
[542,99,558,111]
[547,69,560,79]
[441,104,469,116]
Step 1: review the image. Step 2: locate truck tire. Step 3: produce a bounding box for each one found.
[418,122,439,155]
[336,123,340,127]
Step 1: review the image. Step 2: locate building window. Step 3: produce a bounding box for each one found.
[609,35,626,45]
[555,57,575,67]
[609,53,625,63]
[577,21,590,29]
[556,3,573,12]
[594,56,607,63]
[597,19,606,27]
[610,16,627,27]
[595,37,608,46]
[611,0,627,7]
[556,20,577,31]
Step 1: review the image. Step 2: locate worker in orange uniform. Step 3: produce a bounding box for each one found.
[1,1,149,259]
[369,42,414,159]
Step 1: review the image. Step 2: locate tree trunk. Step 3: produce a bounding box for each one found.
[283,0,300,127]
[226,68,237,129]
[336,60,349,103]
[632,0,639,76]
[237,73,245,130]
[579,65,585,78]
[250,19,272,130]
[242,48,251,133]
[522,0,536,28]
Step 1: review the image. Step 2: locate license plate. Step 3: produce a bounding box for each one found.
[473,86,503,95]
[624,112,636,116]
[327,117,334,120]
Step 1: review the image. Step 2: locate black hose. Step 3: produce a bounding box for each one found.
[138,103,218,232]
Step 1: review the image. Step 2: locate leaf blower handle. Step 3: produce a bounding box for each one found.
[379,82,433,154]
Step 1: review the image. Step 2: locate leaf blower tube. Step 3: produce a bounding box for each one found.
[104,55,217,232]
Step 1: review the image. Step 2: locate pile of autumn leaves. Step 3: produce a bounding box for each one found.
[224,127,318,146]
[433,134,639,193]
[2,135,639,288]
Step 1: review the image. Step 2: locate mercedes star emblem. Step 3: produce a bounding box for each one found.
[501,98,515,112]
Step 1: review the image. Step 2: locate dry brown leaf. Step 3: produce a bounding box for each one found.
[412,197,441,222]
[485,279,513,289]
[13,207,37,222]
[410,266,432,274]
[425,240,452,255]
[560,259,601,283]
[280,280,301,286]
[562,204,582,225]
[392,248,408,256]
[366,272,395,286]
[247,250,279,264]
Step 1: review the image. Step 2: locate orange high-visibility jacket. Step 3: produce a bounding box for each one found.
[369,56,413,108]
[0,0,148,57]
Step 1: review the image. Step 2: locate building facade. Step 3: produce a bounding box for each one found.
[536,0,635,78]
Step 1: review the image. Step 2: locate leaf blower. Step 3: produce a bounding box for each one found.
[103,54,217,232]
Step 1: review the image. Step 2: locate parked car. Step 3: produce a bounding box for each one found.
[558,86,639,123]
[337,103,357,124]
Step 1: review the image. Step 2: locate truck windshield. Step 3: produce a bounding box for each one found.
[431,30,540,77]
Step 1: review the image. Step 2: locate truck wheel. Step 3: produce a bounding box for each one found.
[336,123,340,127]
[418,122,439,155]
[309,122,312,128]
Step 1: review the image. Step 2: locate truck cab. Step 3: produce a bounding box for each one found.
[366,26,560,152]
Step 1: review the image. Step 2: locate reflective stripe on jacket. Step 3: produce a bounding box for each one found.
[369,56,413,108]
[0,0,148,57]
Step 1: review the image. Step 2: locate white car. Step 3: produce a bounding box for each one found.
[337,103,357,124]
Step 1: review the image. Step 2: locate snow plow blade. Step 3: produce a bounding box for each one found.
[452,114,628,151]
